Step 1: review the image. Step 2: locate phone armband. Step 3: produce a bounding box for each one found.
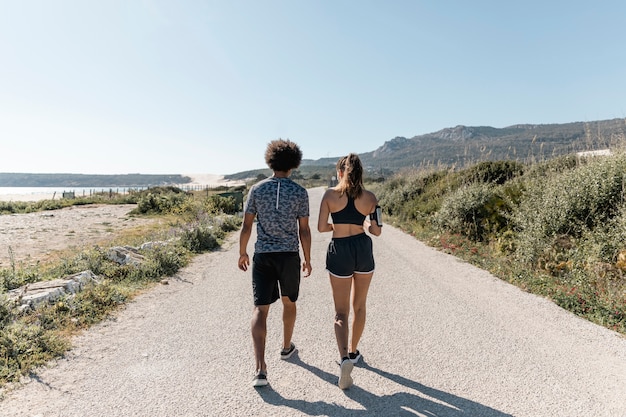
[369,205,383,227]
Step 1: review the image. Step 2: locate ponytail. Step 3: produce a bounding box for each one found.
[336,153,364,199]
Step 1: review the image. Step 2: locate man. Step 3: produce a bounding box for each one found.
[238,139,312,387]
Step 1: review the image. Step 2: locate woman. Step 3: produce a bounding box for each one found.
[317,153,382,390]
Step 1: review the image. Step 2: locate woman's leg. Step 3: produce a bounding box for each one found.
[350,272,373,353]
[329,274,353,359]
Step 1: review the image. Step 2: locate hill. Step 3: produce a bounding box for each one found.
[357,118,626,171]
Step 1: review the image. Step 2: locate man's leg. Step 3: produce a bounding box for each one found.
[278,253,301,353]
[281,296,296,350]
[251,305,270,372]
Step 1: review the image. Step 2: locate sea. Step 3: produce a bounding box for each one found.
[0,181,235,202]
[0,186,150,202]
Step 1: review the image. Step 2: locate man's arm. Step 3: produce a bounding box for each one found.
[238,212,255,271]
[298,216,312,277]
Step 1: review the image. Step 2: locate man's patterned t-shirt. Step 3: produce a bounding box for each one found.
[245,176,309,253]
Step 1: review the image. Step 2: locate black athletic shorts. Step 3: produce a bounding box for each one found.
[326,233,375,278]
[252,252,301,305]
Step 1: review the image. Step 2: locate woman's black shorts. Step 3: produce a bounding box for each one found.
[252,252,301,305]
[326,233,375,278]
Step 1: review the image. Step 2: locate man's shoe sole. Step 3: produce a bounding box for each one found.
[253,376,268,387]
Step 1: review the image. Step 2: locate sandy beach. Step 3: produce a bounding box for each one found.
[184,173,246,188]
[0,204,159,266]
[0,174,247,203]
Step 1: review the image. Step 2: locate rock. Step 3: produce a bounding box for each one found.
[6,270,98,310]
[107,246,145,266]
[140,241,168,250]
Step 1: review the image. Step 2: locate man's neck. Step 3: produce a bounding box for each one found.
[273,170,291,178]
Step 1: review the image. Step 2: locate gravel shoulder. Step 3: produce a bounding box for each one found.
[1,188,626,417]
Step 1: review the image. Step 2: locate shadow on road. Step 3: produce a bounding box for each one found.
[256,355,513,416]
[353,361,513,417]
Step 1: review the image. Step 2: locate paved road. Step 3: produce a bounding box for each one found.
[2,187,626,416]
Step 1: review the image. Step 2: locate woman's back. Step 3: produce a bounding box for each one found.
[323,188,378,238]
[317,153,381,238]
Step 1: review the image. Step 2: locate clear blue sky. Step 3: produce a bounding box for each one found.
[1,1,625,175]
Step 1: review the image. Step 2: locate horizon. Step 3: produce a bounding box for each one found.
[1,115,623,177]
[1,1,625,175]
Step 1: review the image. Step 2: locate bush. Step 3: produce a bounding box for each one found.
[435,182,509,241]
[0,257,42,292]
[135,191,190,214]
[512,154,626,263]
[574,209,626,265]
[0,321,70,383]
[377,170,456,221]
[462,160,525,185]
[137,246,189,278]
[180,224,220,253]
[203,194,240,215]
[525,154,580,178]
[72,281,131,326]
[0,297,12,329]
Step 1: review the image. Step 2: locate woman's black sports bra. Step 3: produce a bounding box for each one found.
[331,196,366,225]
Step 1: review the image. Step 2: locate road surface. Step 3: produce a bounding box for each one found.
[1,187,625,416]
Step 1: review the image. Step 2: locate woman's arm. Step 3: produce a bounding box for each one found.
[366,192,382,236]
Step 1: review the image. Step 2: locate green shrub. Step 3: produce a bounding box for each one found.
[462,160,525,185]
[0,262,42,292]
[512,154,626,263]
[135,192,190,214]
[73,281,131,326]
[203,195,239,215]
[136,245,188,279]
[0,321,70,383]
[378,170,457,221]
[574,209,626,264]
[525,154,580,178]
[435,182,509,241]
[0,297,12,328]
[180,224,220,253]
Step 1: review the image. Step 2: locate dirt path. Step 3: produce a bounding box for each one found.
[0,204,158,267]
[1,188,626,416]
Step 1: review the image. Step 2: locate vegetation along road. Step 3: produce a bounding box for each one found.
[1,187,625,416]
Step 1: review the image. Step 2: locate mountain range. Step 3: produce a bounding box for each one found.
[302,118,626,172]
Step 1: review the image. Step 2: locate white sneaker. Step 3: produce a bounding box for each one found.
[252,370,268,387]
[338,358,353,390]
